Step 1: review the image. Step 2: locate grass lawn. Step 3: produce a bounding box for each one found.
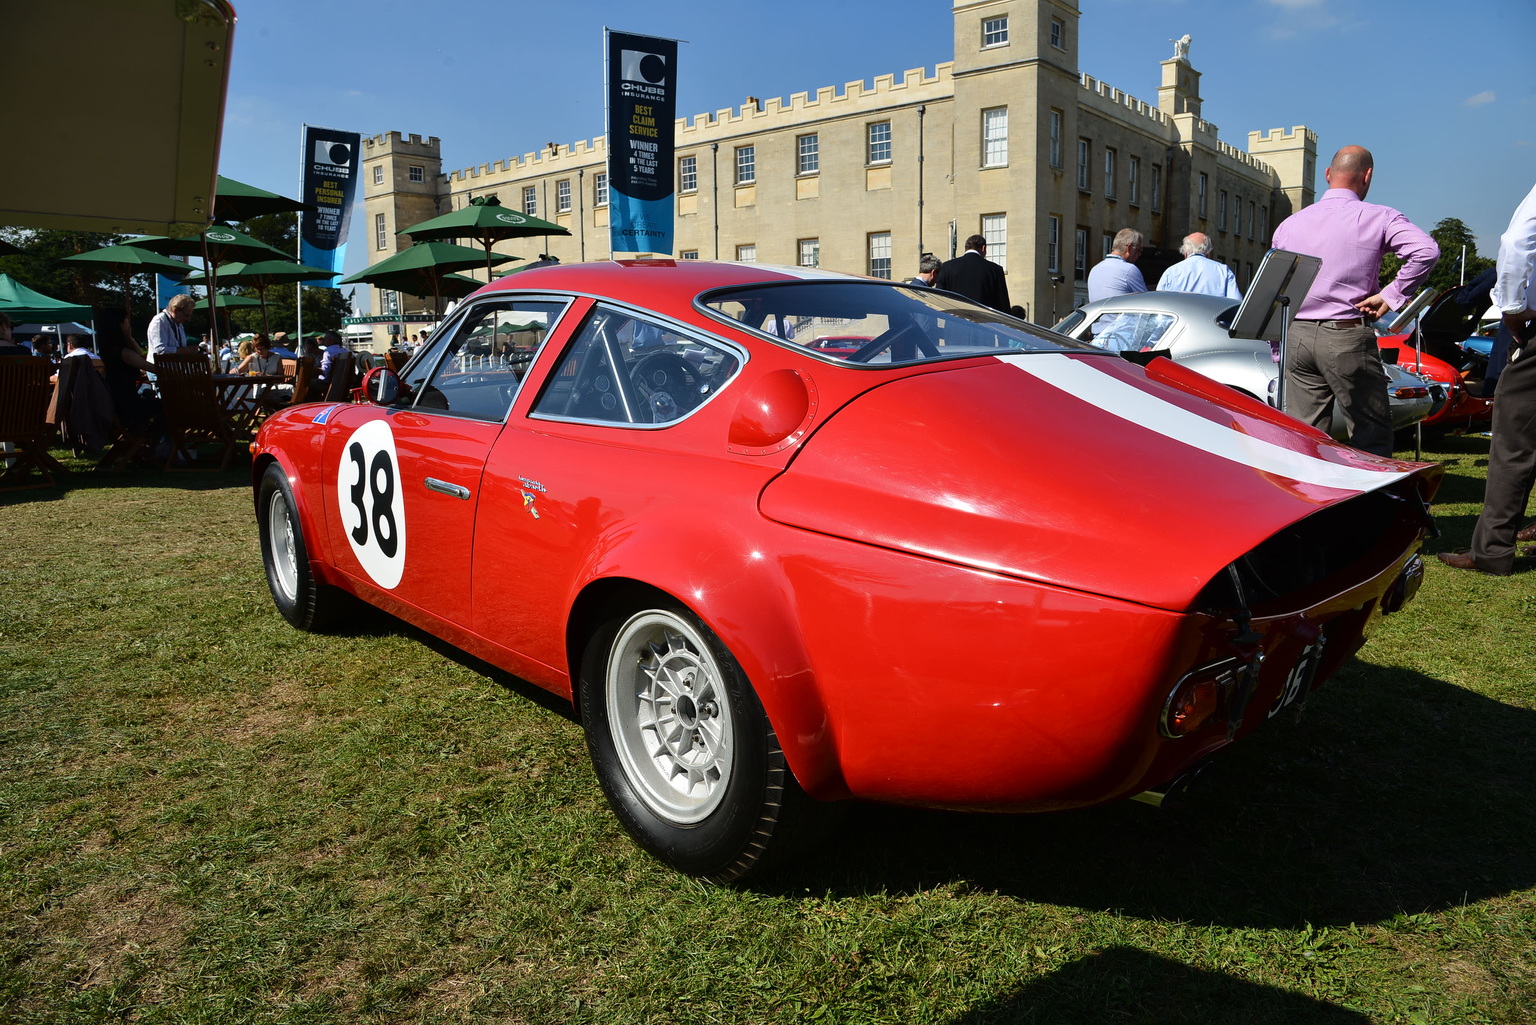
[2,437,1532,1024]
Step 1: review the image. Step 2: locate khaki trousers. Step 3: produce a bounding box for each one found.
[1283,320,1393,458]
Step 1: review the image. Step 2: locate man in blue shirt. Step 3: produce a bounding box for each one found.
[1157,232,1243,300]
[1086,229,1147,302]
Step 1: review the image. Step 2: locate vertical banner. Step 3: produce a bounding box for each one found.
[606,29,677,254]
[300,125,362,284]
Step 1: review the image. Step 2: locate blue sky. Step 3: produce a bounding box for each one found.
[221,0,1534,309]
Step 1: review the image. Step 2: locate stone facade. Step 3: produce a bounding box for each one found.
[360,0,1315,338]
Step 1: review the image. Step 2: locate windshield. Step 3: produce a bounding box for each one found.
[699,281,1099,366]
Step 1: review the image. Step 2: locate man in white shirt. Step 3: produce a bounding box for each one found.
[1157,233,1243,300]
[1438,182,1536,575]
[146,294,195,361]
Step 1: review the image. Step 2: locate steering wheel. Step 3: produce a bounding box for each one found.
[630,351,699,422]
[846,322,938,363]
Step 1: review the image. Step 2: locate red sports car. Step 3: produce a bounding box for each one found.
[253,260,1441,881]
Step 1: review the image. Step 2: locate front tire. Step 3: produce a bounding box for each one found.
[258,462,346,632]
[579,603,828,882]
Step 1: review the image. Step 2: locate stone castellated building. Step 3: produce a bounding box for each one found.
[359,0,1315,340]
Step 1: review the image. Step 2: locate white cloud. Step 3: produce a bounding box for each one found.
[1464,90,1496,107]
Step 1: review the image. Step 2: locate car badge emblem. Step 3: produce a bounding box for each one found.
[521,491,540,519]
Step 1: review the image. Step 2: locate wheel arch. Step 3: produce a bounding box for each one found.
[252,447,339,588]
[564,571,848,802]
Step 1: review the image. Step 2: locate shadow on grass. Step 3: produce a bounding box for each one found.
[948,947,1369,1025]
[764,660,1536,930]
[0,452,251,507]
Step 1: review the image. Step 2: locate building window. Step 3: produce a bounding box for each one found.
[1102,232,1113,258]
[1074,228,1088,281]
[375,212,387,250]
[1259,206,1268,243]
[1218,190,1228,231]
[1047,216,1061,273]
[679,155,697,193]
[372,165,384,186]
[736,244,757,263]
[1104,148,1117,199]
[556,179,571,213]
[797,134,819,176]
[1050,19,1064,49]
[868,232,892,279]
[1049,110,1063,169]
[983,16,1008,47]
[1198,173,1209,218]
[594,172,608,207]
[1234,196,1244,236]
[1248,201,1256,240]
[736,145,756,184]
[982,214,1007,272]
[680,250,699,260]
[1128,157,1140,205]
[798,238,820,268]
[408,165,424,183]
[1077,139,1090,191]
[1151,164,1162,212]
[982,108,1008,168]
[867,121,891,165]
[523,186,537,217]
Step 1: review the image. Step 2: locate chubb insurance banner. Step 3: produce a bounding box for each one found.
[300,126,362,284]
[606,30,678,254]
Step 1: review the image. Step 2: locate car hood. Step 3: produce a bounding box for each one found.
[760,352,1437,610]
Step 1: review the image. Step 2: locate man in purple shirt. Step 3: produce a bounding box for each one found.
[1271,146,1439,457]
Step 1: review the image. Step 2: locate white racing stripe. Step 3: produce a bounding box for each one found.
[997,353,1415,493]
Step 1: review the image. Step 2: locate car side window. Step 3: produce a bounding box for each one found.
[1086,311,1175,352]
[405,299,565,421]
[531,307,740,426]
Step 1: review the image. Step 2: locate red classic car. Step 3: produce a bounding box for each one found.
[254,260,1441,881]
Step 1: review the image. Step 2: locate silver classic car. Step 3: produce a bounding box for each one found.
[1052,291,1440,433]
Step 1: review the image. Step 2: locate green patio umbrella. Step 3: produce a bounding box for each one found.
[339,242,518,316]
[213,175,310,222]
[398,195,567,276]
[126,227,292,349]
[194,294,261,310]
[61,244,192,315]
[182,259,339,335]
[0,273,92,323]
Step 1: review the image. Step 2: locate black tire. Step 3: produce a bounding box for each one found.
[257,462,347,632]
[579,603,833,882]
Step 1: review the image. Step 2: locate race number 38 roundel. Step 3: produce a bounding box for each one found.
[336,419,407,589]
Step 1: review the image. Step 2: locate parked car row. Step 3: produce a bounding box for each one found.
[1052,292,1442,437]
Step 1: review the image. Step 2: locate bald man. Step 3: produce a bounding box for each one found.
[1157,232,1242,300]
[1271,146,1438,457]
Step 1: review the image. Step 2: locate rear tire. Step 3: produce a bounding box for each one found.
[579,602,832,882]
[258,462,347,632]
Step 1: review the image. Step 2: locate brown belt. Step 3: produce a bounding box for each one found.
[1302,318,1366,328]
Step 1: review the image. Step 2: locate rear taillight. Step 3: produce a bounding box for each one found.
[1393,385,1429,399]
[1159,656,1260,739]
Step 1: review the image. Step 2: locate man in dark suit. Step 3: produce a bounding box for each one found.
[935,234,1010,312]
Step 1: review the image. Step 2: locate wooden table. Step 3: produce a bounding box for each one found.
[213,373,289,437]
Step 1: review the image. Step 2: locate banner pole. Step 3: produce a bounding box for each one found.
[297,122,306,347]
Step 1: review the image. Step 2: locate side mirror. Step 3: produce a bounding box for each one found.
[362,366,402,405]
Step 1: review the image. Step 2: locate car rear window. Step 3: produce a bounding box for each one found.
[699,281,1098,366]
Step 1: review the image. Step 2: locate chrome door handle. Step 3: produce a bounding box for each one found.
[424,477,471,501]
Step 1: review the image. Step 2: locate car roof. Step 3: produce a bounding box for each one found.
[1076,291,1241,319]
[476,259,863,308]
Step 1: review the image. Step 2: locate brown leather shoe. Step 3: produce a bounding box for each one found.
[1518,522,1536,543]
[1436,551,1483,572]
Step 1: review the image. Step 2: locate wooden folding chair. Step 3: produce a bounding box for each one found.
[0,356,69,491]
[154,353,238,471]
[322,352,355,404]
